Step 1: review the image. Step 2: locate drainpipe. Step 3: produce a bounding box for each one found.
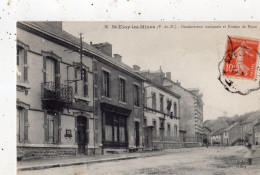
[92,55,96,155]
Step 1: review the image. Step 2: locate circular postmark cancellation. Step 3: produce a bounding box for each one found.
[218,36,260,95]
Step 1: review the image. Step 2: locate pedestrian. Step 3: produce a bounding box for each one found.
[244,142,256,166]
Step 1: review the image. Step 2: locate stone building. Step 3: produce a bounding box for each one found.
[17,22,95,159]
[16,22,145,159]
[240,110,260,145]
[91,43,145,154]
[137,71,181,150]
[211,127,225,145]
[137,68,204,146]
[222,122,241,146]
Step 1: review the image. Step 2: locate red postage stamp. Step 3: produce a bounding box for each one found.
[223,36,259,80]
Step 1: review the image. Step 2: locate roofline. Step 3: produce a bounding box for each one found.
[17,22,145,81]
[141,75,181,99]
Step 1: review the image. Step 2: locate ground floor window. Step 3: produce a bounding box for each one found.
[17,107,24,142]
[104,112,127,145]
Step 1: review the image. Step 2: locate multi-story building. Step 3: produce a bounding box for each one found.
[222,122,241,146]
[136,67,181,150]
[17,22,95,159]
[16,22,145,159]
[240,110,260,145]
[91,43,145,154]
[138,68,204,146]
[211,127,225,145]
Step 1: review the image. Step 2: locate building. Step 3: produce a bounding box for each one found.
[211,127,225,145]
[91,43,145,154]
[17,22,95,159]
[222,122,241,146]
[137,71,181,150]
[16,22,145,159]
[240,110,260,145]
[254,122,260,145]
[138,68,204,146]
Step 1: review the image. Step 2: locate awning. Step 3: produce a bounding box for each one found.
[100,102,132,116]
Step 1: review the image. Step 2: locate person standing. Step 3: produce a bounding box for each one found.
[245,142,256,166]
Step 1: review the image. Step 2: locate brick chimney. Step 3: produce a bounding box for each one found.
[47,22,63,30]
[113,54,122,62]
[166,72,171,80]
[93,42,112,57]
[133,65,140,72]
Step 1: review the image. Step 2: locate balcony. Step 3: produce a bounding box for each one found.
[41,82,73,111]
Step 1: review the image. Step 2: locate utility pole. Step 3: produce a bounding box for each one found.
[80,33,83,80]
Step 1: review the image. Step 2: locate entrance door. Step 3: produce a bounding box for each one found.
[135,121,140,147]
[77,116,87,154]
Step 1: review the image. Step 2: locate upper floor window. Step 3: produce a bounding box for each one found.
[166,99,172,114]
[174,102,177,117]
[46,57,56,83]
[102,71,110,97]
[134,84,140,107]
[152,92,156,110]
[119,78,126,102]
[17,46,28,83]
[159,94,164,112]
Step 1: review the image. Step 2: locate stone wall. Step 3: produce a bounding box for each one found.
[17,146,77,160]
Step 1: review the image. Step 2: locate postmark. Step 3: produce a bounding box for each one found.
[218,36,260,95]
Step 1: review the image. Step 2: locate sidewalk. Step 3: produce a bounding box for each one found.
[17,148,192,171]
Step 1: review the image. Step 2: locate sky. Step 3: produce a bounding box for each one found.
[63,22,260,121]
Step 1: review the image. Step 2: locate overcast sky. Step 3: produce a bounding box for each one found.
[63,22,260,121]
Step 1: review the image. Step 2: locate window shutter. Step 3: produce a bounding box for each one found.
[24,109,29,142]
[43,56,46,83]
[55,62,60,86]
[58,115,61,144]
[43,112,48,143]
[84,84,88,97]
[24,50,28,82]
[118,78,120,101]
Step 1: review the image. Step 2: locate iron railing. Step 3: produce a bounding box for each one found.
[41,82,73,103]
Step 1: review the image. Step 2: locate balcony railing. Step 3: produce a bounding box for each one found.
[41,82,73,110]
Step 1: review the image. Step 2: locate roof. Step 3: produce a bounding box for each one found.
[240,110,260,125]
[18,22,144,81]
[212,127,226,136]
[223,122,239,132]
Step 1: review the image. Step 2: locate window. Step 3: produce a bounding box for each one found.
[93,61,98,71]
[174,102,177,117]
[46,58,56,83]
[17,46,28,83]
[167,123,171,137]
[119,78,126,102]
[152,92,156,110]
[159,94,164,112]
[134,84,140,106]
[160,119,165,129]
[102,71,110,97]
[17,107,24,142]
[83,69,88,97]
[94,74,98,86]
[144,88,147,107]
[153,120,157,137]
[174,124,178,137]
[166,99,172,114]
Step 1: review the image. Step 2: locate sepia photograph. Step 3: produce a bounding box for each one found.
[15,21,260,175]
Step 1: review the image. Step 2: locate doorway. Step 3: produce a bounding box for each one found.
[77,116,88,154]
[135,121,140,147]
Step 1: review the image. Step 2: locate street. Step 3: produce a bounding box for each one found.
[18,146,260,175]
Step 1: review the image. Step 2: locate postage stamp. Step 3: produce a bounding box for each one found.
[218,36,260,95]
[223,36,259,80]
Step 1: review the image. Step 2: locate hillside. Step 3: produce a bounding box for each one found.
[204,110,260,133]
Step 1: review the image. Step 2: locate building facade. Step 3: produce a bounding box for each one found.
[16,22,145,159]
[17,22,95,159]
[141,77,181,150]
[222,122,241,146]
[92,43,145,154]
[137,68,204,145]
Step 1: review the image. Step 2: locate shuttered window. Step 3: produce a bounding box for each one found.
[17,47,28,83]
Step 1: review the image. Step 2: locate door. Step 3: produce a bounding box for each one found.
[146,126,153,150]
[77,116,87,154]
[135,121,140,147]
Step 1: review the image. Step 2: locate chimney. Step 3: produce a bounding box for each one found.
[166,72,171,80]
[133,65,140,72]
[47,22,63,30]
[93,42,112,57]
[90,41,93,45]
[113,54,122,62]
[176,80,181,86]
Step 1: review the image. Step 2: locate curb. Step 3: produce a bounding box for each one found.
[18,152,167,171]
